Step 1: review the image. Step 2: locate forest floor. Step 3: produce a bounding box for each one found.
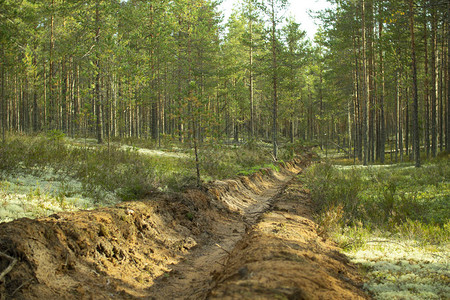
[0,153,369,299]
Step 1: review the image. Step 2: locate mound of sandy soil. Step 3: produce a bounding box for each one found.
[207,178,367,300]
[0,152,368,300]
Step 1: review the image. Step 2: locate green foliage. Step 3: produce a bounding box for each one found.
[46,130,66,143]
[0,134,281,203]
[186,212,194,221]
[303,160,450,244]
[0,135,178,201]
[0,135,69,173]
[304,160,450,299]
[200,141,272,180]
[302,162,363,223]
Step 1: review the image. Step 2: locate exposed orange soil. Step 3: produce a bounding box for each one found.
[208,178,367,300]
[0,153,368,300]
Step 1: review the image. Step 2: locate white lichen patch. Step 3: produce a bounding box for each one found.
[0,170,117,223]
[120,145,190,158]
[345,238,450,299]
[66,137,190,158]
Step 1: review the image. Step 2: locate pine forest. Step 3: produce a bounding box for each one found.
[0,0,449,299]
[1,0,446,163]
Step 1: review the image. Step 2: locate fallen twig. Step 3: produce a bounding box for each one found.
[214,261,226,267]
[215,244,231,255]
[0,251,17,282]
[11,278,33,296]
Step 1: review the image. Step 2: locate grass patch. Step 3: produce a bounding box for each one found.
[302,158,450,299]
[0,133,286,222]
[198,141,273,180]
[0,134,190,206]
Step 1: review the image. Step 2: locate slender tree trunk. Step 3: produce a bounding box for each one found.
[409,0,420,167]
[271,2,278,160]
[348,98,352,159]
[431,5,437,156]
[405,88,410,157]
[113,73,117,138]
[33,54,39,132]
[398,74,403,162]
[49,0,55,130]
[150,4,159,142]
[424,12,430,157]
[74,63,80,136]
[95,1,103,144]
[378,10,386,163]
[319,67,324,151]
[368,2,374,163]
[439,23,445,152]
[249,14,254,139]
[61,58,68,133]
[447,2,450,152]
[362,0,369,165]
[43,62,47,128]
[0,48,7,143]
[353,36,362,161]
[1,49,5,142]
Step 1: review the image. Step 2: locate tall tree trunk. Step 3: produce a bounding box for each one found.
[113,73,117,138]
[49,0,55,130]
[368,1,374,163]
[348,99,352,159]
[361,0,369,165]
[447,2,450,152]
[150,4,159,142]
[249,4,255,140]
[378,9,386,163]
[409,0,420,167]
[431,4,437,157]
[271,1,278,160]
[1,49,6,142]
[398,74,403,162]
[61,59,68,133]
[74,63,80,136]
[95,1,103,144]
[353,36,362,162]
[424,11,430,157]
[33,54,39,132]
[405,88,410,157]
[439,23,445,152]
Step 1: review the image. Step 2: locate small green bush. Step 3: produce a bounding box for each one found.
[200,141,271,180]
[303,160,450,245]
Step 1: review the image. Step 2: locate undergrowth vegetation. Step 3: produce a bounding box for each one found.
[0,133,275,222]
[200,142,277,180]
[303,158,450,299]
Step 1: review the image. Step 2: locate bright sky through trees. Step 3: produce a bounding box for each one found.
[219,0,332,39]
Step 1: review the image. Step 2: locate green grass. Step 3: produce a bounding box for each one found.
[197,141,273,180]
[302,158,450,299]
[0,133,191,204]
[0,133,280,222]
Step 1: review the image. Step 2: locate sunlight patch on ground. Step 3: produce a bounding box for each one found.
[345,238,449,299]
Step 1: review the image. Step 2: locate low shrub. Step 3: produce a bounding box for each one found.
[303,159,450,299]
[303,160,450,240]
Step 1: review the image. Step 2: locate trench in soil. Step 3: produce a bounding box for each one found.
[0,155,368,299]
